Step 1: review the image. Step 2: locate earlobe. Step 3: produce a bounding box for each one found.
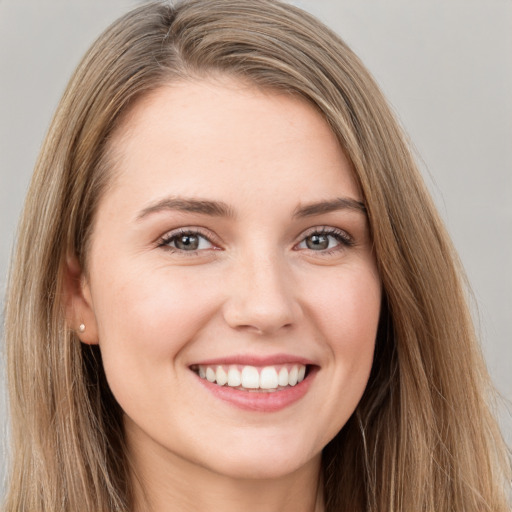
[64,254,99,345]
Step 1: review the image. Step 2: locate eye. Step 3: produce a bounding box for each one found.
[159,229,216,252]
[295,227,353,253]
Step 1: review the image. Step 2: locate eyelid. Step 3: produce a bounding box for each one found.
[156,225,354,255]
[298,225,353,241]
[293,225,354,251]
[157,226,222,252]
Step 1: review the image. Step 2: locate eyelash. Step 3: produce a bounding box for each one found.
[295,227,354,255]
[157,226,354,255]
[158,228,218,254]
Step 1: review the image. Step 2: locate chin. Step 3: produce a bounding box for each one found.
[199,437,321,481]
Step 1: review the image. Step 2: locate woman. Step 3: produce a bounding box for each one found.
[3,0,510,511]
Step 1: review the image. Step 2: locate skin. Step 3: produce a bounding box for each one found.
[68,77,381,512]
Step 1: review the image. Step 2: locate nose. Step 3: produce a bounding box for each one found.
[222,252,302,336]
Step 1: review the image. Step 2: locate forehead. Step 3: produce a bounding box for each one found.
[102,77,361,216]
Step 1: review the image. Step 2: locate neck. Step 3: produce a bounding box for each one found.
[127,429,324,512]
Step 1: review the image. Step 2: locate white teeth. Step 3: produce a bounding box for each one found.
[260,366,278,389]
[241,366,260,389]
[216,366,228,386]
[278,367,289,387]
[288,365,298,386]
[227,366,242,387]
[196,363,308,390]
[206,367,216,382]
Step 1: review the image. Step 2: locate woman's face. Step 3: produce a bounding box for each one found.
[76,78,381,481]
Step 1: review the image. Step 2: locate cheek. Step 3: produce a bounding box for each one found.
[95,263,216,339]
[333,271,380,378]
[90,264,220,392]
[304,265,380,416]
[305,264,381,348]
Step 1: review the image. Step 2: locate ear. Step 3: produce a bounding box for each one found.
[64,254,99,345]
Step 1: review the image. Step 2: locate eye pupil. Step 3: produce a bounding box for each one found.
[175,234,199,250]
[306,234,329,250]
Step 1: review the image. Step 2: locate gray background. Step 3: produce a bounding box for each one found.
[1,0,511,491]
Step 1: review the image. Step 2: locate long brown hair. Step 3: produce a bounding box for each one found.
[3,1,510,511]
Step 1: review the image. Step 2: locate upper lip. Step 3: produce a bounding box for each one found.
[189,354,316,367]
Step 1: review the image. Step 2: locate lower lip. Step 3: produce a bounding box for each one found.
[194,369,317,412]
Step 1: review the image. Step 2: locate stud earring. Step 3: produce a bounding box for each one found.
[78,323,86,333]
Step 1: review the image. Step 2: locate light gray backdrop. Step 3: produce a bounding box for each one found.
[1,0,511,491]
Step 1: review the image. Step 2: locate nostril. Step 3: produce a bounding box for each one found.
[222,269,302,335]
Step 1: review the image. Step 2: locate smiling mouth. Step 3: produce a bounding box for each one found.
[190,364,310,392]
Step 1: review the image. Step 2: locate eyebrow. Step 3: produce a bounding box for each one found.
[136,195,366,221]
[137,197,235,220]
[293,197,367,218]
